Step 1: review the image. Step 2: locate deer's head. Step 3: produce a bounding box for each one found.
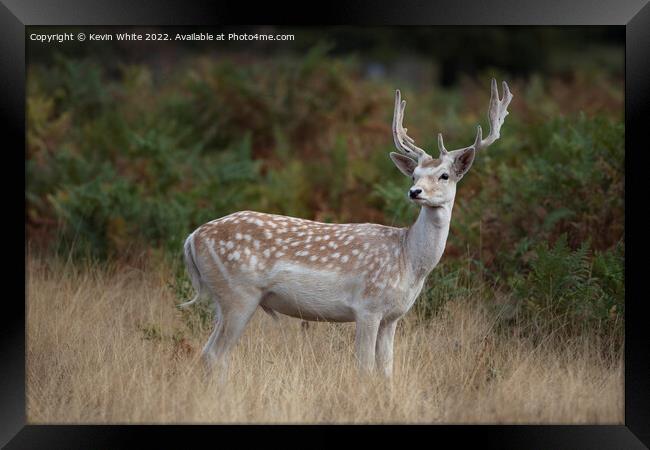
[390,79,513,208]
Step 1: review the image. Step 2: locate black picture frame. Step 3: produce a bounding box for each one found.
[4,0,649,448]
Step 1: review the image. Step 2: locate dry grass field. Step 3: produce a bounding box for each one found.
[26,254,623,424]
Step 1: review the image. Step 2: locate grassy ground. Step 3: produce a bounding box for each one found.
[26,254,623,424]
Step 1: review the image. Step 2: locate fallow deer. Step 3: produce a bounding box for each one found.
[180,79,513,378]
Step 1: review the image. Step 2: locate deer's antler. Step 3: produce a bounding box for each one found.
[438,78,513,157]
[393,89,432,162]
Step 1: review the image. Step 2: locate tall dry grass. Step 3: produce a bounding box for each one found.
[26,254,623,424]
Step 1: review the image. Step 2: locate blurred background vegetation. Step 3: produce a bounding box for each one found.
[26,26,624,339]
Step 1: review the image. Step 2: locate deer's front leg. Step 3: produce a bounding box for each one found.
[376,319,398,378]
[354,313,381,374]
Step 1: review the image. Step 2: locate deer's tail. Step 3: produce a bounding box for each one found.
[178,230,204,309]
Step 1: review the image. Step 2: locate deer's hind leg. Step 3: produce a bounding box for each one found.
[202,285,261,381]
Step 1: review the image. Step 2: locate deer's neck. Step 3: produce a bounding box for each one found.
[404,203,453,280]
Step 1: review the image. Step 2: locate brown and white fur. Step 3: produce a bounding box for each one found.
[181,79,513,379]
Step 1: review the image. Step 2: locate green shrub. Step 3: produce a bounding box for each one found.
[509,235,624,333]
[35,126,260,259]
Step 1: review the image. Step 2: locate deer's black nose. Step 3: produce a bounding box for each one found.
[409,188,422,199]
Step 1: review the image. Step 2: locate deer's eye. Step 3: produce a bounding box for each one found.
[440,173,449,180]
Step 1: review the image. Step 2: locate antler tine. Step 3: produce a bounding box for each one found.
[393,90,431,162]
[443,79,513,157]
[437,133,448,155]
[476,78,513,151]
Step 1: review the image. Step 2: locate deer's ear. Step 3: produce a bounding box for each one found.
[452,148,476,179]
[390,152,417,177]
